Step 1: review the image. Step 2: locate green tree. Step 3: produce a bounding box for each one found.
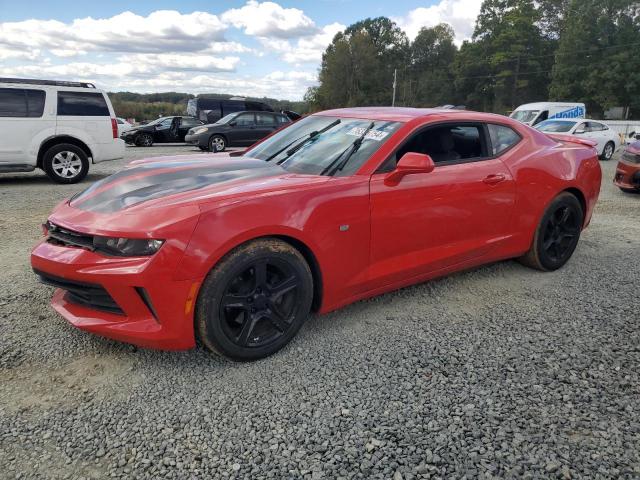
[454,0,556,113]
[308,17,409,109]
[550,0,640,117]
[403,23,458,107]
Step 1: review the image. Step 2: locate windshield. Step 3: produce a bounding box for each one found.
[215,113,238,125]
[145,117,171,126]
[246,115,401,176]
[510,110,539,123]
[535,120,577,132]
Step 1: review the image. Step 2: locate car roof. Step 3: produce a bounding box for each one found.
[515,102,585,110]
[314,107,473,122]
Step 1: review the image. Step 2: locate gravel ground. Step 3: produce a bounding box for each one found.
[0,146,639,480]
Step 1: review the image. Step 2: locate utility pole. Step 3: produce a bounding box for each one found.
[512,56,520,110]
[392,69,397,107]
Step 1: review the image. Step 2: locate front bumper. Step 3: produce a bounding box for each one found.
[31,240,200,350]
[613,160,640,191]
[185,133,207,148]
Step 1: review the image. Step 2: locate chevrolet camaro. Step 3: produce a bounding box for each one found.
[31,108,602,361]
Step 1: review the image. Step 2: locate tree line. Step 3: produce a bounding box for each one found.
[305,0,640,119]
[109,92,308,122]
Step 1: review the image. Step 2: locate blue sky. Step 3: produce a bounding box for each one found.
[0,0,482,99]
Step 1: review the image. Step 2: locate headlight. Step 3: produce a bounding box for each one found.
[93,236,164,256]
[192,127,208,135]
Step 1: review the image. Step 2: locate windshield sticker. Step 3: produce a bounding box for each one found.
[346,127,389,141]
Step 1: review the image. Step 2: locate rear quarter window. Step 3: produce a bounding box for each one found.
[488,124,521,156]
[57,91,110,116]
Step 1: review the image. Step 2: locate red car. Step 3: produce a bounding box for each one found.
[614,140,640,193]
[31,108,602,360]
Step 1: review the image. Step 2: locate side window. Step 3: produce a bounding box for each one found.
[0,88,27,117]
[116,118,124,124]
[575,122,587,133]
[588,122,605,131]
[487,124,521,156]
[277,115,289,124]
[25,89,46,117]
[58,91,109,116]
[393,123,486,166]
[256,113,275,126]
[234,113,255,126]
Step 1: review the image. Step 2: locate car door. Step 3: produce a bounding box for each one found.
[254,113,279,143]
[227,113,256,146]
[179,117,201,141]
[152,117,174,142]
[368,122,517,289]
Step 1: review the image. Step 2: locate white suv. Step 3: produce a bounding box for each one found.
[0,78,125,183]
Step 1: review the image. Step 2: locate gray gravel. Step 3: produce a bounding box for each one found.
[1,146,639,479]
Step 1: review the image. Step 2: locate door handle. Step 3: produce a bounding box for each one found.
[483,174,506,185]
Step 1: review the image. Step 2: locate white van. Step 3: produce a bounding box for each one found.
[510,102,586,127]
[0,78,124,183]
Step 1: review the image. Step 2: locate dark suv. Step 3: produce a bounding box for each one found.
[185,111,291,152]
[121,116,203,147]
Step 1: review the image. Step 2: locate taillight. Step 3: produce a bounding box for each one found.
[111,118,118,139]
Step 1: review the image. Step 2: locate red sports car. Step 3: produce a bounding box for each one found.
[614,140,640,193]
[31,108,602,360]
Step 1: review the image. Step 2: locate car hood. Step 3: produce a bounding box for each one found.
[69,155,327,214]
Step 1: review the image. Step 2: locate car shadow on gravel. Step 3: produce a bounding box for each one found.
[0,172,111,186]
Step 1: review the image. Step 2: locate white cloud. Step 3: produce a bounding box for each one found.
[0,11,228,58]
[0,46,41,61]
[222,0,317,39]
[394,0,482,45]
[259,22,344,64]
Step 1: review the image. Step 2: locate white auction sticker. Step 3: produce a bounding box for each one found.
[346,127,389,141]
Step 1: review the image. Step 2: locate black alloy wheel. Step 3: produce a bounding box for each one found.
[220,259,300,348]
[136,133,153,147]
[519,192,583,271]
[196,238,313,361]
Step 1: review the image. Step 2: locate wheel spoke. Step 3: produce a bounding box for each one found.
[543,236,555,251]
[267,304,288,332]
[558,207,570,224]
[270,275,297,300]
[222,293,250,309]
[236,317,255,346]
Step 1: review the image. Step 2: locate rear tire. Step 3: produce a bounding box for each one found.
[209,135,226,152]
[135,133,153,147]
[196,238,313,361]
[519,192,584,271]
[42,143,89,184]
[600,141,614,160]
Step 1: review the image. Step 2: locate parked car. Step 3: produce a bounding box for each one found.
[0,77,124,183]
[185,111,291,151]
[614,139,640,193]
[535,118,620,160]
[510,102,586,126]
[116,117,133,136]
[120,116,203,146]
[31,107,601,360]
[187,97,274,124]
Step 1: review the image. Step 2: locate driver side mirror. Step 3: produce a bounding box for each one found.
[229,121,237,127]
[384,152,435,185]
[574,128,586,134]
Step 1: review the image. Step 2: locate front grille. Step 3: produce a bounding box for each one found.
[46,222,95,250]
[34,269,124,315]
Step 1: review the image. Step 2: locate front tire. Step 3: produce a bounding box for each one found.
[42,144,89,184]
[209,135,226,152]
[135,133,154,147]
[600,141,615,160]
[519,192,584,271]
[196,238,313,361]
